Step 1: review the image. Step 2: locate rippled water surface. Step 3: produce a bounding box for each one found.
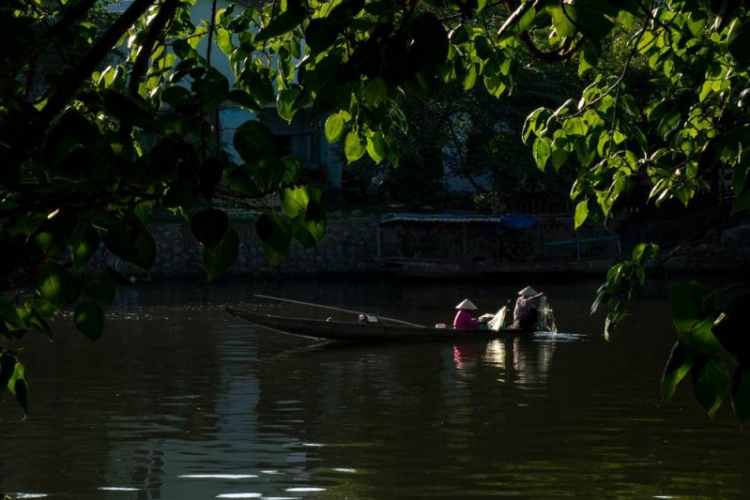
[1,278,749,499]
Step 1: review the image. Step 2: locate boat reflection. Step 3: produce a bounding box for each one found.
[453,334,560,388]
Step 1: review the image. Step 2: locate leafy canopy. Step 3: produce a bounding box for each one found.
[1,0,749,421]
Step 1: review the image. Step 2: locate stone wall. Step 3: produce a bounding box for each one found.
[139,217,383,277]
[101,216,750,278]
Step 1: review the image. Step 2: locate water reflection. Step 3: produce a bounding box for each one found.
[2,278,750,499]
[452,333,566,390]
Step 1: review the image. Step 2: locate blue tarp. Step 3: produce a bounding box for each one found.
[380,213,538,229]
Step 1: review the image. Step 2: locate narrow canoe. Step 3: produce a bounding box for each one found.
[225,307,535,342]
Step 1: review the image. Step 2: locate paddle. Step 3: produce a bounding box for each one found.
[253,294,427,328]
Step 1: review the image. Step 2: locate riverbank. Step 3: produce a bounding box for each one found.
[100,213,750,279]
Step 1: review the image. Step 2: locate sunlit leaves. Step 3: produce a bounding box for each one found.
[276,87,301,123]
[344,130,366,162]
[574,200,589,229]
[533,137,552,171]
[4,359,28,416]
[325,111,350,143]
[662,342,692,401]
[281,186,326,248]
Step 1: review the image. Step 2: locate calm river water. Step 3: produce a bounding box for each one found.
[1,277,749,499]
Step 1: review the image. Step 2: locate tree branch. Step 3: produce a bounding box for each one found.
[129,0,181,93]
[40,0,158,126]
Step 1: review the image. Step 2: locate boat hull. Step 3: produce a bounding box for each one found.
[226,308,535,341]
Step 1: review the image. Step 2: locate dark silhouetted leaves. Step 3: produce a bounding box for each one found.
[233,120,277,163]
[71,225,101,270]
[692,355,729,418]
[732,367,750,423]
[192,209,230,249]
[256,213,291,264]
[75,301,104,341]
[0,353,16,397]
[203,228,239,280]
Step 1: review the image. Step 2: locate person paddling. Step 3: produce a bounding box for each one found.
[512,286,545,330]
[453,298,484,331]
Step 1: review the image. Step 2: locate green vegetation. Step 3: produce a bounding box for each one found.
[1,0,748,422]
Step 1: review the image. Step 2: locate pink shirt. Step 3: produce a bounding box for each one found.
[453,310,481,330]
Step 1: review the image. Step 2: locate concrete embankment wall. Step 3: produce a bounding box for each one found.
[101,216,750,279]
[146,217,383,277]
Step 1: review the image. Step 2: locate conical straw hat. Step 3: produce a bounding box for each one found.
[518,286,538,296]
[455,298,478,310]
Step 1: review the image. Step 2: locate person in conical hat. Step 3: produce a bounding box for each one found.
[513,286,544,330]
[455,298,477,310]
[453,298,482,330]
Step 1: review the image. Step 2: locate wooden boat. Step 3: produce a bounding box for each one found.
[225,307,536,342]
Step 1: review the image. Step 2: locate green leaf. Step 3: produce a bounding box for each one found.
[658,108,681,141]
[227,89,261,111]
[276,87,300,123]
[662,341,693,401]
[304,188,326,243]
[671,280,712,335]
[574,200,589,229]
[732,367,750,423]
[254,4,307,43]
[290,215,317,248]
[549,148,569,171]
[75,301,104,341]
[113,230,156,270]
[7,362,29,416]
[103,91,158,132]
[256,213,292,264]
[324,112,348,143]
[233,120,277,163]
[243,71,275,106]
[203,227,239,280]
[548,5,577,37]
[195,67,229,112]
[692,356,729,418]
[533,137,552,172]
[14,377,28,416]
[27,309,52,338]
[305,18,341,52]
[732,190,750,213]
[344,130,366,162]
[366,131,387,163]
[365,77,388,108]
[71,225,101,270]
[37,265,77,307]
[522,108,552,144]
[631,242,658,264]
[281,186,311,218]
[191,209,229,249]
